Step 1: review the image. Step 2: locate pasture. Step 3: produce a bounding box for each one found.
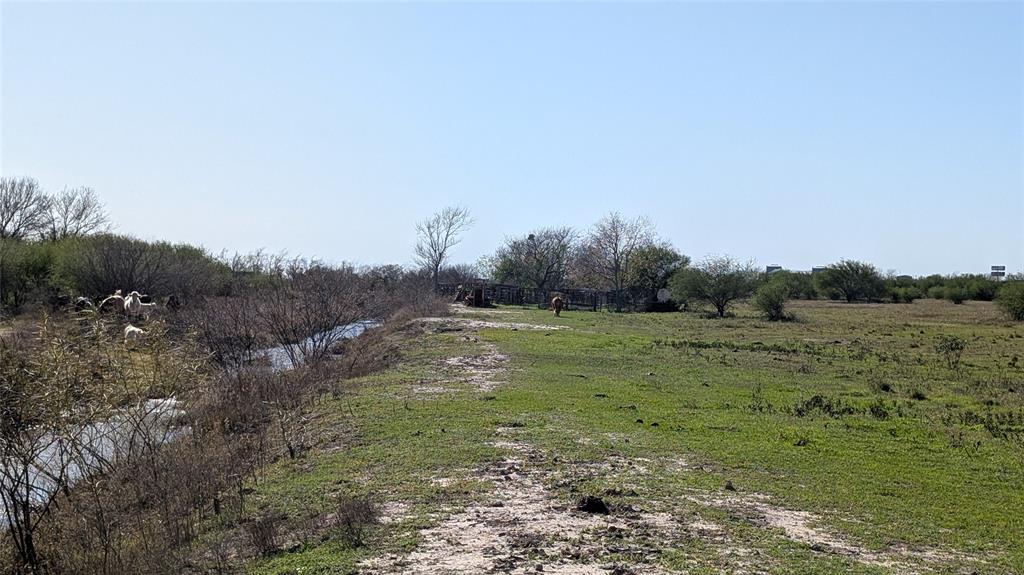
[233,299,1022,575]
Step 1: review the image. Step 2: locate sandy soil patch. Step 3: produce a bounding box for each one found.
[421,316,568,332]
[362,439,675,575]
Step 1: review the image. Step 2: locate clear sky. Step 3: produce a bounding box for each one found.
[2,1,1021,276]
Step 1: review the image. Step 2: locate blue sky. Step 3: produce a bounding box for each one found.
[2,1,1021,276]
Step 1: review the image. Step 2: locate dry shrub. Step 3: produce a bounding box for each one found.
[244,512,287,558]
[2,263,444,574]
[328,497,378,548]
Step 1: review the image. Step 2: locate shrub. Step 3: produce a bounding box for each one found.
[790,395,858,418]
[668,256,758,318]
[903,286,923,302]
[769,270,817,300]
[889,286,922,304]
[329,497,379,547]
[943,286,967,305]
[927,286,945,299]
[245,513,286,557]
[753,281,789,321]
[814,260,885,302]
[935,335,967,370]
[996,282,1024,321]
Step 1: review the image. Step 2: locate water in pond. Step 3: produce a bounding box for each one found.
[257,320,380,370]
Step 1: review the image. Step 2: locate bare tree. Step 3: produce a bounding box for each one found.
[490,227,576,290]
[574,213,655,300]
[437,262,482,286]
[414,207,473,291]
[255,260,384,368]
[0,177,50,241]
[42,187,110,241]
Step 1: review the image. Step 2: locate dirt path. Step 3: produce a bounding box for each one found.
[365,435,673,575]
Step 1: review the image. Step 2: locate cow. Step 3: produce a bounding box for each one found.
[99,290,125,313]
[165,294,181,311]
[124,324,146,346]
[73,297,94,312]
[124,291,144,319]
[550,296,564,317]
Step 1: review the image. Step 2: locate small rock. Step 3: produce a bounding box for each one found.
[646,372,655,376]
[724,480,736,492]
[650,422,659,427]
[635,419,644,424]
[536,564,544,572]
[577,495,610,514]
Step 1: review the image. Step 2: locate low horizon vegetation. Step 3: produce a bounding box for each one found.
[1,184,1021,322]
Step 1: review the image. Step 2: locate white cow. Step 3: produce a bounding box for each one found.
[124,324,146,346]
[124,291,144,319]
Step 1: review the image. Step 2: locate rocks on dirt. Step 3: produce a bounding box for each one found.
[577,496,610,515]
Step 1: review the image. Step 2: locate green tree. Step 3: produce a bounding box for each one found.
[996,281,1024,321]
[769,270,817,300]
[624,243,689,291]
[669,255,758,317]
[489,227,575,290]
[814,260,885,303]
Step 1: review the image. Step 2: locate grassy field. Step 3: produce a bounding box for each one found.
[233,299,1023,575]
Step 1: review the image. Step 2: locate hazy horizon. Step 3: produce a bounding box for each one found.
[2,2,1021,277]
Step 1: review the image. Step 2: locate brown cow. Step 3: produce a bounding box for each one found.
[550,296,564,317]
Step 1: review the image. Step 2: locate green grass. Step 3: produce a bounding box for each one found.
[239,300,1024,574]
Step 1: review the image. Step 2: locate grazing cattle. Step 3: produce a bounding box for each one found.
[124,291,143,319]
[74,297,94,312]
[550,296,564,317]
[99,290,125,313]
[165,294,181,311]
[124,324,146,346]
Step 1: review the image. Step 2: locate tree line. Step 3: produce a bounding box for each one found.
[413,206,1024,321]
